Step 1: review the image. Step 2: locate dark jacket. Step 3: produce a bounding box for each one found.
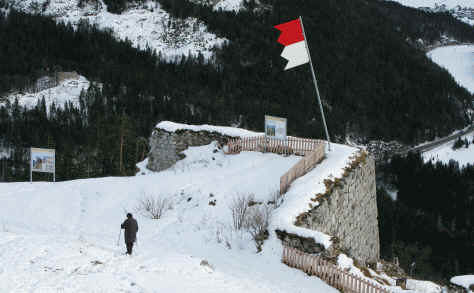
[121,217,138,243]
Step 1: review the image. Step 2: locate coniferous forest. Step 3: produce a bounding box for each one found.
[378,154,473,282]
[0,0,473,281]
[0,0,472,181]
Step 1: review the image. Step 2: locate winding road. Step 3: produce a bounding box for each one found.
[404,124,474,154]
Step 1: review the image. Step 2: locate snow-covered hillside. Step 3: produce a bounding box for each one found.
[423,130,474,167]
[1,110,445,292]
[191,0,245,12]
[214,0,245,11]
[8,0,226,60]
[427,45,474,94]
[390,0,473,10]
[388,0,474,25]
[421,45,474,167]
[0,141,345,292]
[450,275,474,293]
[1,74,90,112]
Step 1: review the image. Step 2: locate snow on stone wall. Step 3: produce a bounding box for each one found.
[146,127,235,172]
[280,155,380,264]
[148,123,380,265]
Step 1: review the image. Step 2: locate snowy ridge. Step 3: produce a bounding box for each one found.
[388,0,474,25]
[156,121,262,138]
[389,0,473,10]
[2,75,90,112]
[8,0,226,60]
[190,0,245,12]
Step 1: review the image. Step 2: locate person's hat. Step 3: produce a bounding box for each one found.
[127,213,132,218]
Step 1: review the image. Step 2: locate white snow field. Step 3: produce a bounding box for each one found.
[0,141,348,293]
[423,131,474,167]
[418,45,474,166]
[450,275,474,292]
[388,0,474,25]
[191,0,245,12]
[8,0,226,60]
[427,45,474,94]
[390,0,473,10]
[2,75,90,112]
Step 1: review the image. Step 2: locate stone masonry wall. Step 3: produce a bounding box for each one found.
[146,128,233,172]
[147,125,380,264]
[296,156,379,264]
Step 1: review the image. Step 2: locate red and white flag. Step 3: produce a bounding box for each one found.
[274,18,309,70]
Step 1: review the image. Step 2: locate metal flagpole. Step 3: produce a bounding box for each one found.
[299,16,331,151]
[30,148,32,183]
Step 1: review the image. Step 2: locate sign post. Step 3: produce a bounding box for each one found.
[30,147,56,183]
[265,115,287,152]
[265,115,287,139]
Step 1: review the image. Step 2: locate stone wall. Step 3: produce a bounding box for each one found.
[147,125,380,264]
[300,156,379,263]
[146,128,233,172]
[277,155,379,264]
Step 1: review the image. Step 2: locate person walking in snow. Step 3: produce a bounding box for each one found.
[121,213,138,255]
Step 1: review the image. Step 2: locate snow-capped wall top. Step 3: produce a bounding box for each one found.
[450,275,474,291]
[270,143,359,249]
[2,74,90,113]
[8,0,227,60]
[156,121,262,138]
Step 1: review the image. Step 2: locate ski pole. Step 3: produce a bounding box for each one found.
[117,229,122,246]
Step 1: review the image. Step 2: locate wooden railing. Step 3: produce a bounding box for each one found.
[226,136,323,156]
[283,246,392,293]
[280,143,325,194]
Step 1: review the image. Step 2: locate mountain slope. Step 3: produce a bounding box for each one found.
[427,45,474,94]
[0,0,473,182]
[423,130,474,167]
[387,0,474,25]
[7,0,226,60]
[1,73,90,111]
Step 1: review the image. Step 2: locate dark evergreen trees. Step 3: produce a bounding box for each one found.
[0,0,473,182]
[378,154,473,281]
